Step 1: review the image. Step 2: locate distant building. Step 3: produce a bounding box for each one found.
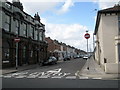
[45,37,81,60]
[0,0,47,68]
[94,5,120,73]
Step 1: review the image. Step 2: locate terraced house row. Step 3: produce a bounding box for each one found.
[0,0,48,68]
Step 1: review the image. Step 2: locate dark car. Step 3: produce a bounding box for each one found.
[43,56,57,65]
[74,55,80,59]
[63,55,71,61]
[79,55,84,58]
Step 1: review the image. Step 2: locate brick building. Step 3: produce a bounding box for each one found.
[45,37,81,60]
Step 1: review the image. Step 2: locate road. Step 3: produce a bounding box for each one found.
[1,58,119,88]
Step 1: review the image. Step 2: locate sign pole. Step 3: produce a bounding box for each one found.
[16,42,18,69]
[84,31,90,54]
[87,39,88,54]
[14,37,20,69]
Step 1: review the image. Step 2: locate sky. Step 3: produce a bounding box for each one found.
[7,0,120,52]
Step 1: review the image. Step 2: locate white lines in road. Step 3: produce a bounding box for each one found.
[51,76,62,78]
[2,68,93,80]
[3,75,12,78]
[92,77,102,79]
[66,76,76,79]
[15,75,27,78]
[38,76,49,78]
[79,77,89,79]
[51,73,71,79]
[0,75,2,78]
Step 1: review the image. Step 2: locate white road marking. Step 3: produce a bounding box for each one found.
[79,77,89,79]
[15,75,27,78]
[26,76,37,78]
[38,76,49,78]
[66,76,76,79]
[3,75,12,78]
[51,76,62,78]
[0,75,3,78]
[92,77,102,79]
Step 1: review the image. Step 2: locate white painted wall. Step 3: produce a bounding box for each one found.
[102,14,118,63]
[95,13,120,73]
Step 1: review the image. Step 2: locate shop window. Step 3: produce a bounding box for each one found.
[3,42,10,63]
[4,49,10,59]
[31,51,33,57]
[23,46,26,58]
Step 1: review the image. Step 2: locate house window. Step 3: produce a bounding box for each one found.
[34,29,38,40]
[23,23,27,37]
[43,32,45,41]
[39,32,42,41]
[37,31,39,40]
[118,44,120,62]
[4,14,11,32]
[31,26,34,39]
[15,20,19,35]
[118,21,120,35]
[5,2,11,9]
[118,16,120,35]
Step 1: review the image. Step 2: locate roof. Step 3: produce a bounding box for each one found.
[94,5,120,35]
[99,5,120,13]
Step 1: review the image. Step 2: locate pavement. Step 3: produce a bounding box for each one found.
[0,64,40,75]
[77,56,120,80]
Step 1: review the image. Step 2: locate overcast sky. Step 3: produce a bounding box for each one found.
[8,0,120,52]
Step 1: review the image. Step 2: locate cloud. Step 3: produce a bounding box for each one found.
[7,0,59,15]
[41,18,93,51]
[57,0,74,14]
[93,0,119,9]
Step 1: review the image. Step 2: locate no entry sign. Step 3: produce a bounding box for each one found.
[84,33,90,39]
[14,38,20,42]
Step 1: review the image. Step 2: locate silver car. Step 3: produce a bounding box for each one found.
[43,56,57,65]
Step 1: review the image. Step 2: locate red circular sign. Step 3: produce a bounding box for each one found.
[14,38,20,42]
[84,33,90,39]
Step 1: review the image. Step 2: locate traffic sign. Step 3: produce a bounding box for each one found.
[14,38,20,42]
[84,33,90,39]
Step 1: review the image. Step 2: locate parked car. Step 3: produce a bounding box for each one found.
[73,55,80,59]
[63,55,71,61]
[83,55,89,60]
[43,56,57,65]
[79,55,84,58]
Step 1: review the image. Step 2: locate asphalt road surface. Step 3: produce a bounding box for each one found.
[1,58,119,88]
